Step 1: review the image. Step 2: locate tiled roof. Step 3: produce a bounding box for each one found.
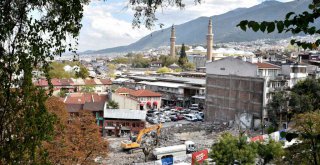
[256,62,280,69]
[100,79,112,85]
[84,79,96,85]
[65,104,83,113]
[34,79,48,86]
[130,89,162,97]
[64,93,108,112]
[115,87,135,94]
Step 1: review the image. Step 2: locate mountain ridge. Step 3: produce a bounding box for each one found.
[84,0,315,55]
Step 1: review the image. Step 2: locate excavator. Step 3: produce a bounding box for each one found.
[121,124,162,153]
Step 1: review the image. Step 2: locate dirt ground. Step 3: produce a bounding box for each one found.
[103,121,241,165]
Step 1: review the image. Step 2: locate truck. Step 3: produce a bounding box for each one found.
[152,141,197,160]
[121,124,162,153]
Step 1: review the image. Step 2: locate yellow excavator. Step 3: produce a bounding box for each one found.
[121,124,162,153]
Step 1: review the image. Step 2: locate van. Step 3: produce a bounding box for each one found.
[190,104,199,110]
[184,114,198,122]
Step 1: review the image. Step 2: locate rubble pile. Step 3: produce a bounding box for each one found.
[105,122,240,165]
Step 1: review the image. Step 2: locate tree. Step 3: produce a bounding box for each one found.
[183,62,195,71]
[67,110,108,165]
[81,85,95,93]
[131,54,150,68]
[107,64,117,79]
[75,66,89,79]
[178,44,188,67]
[266,91,287,128]
[257,140,284,165]
[238,0,320,50]
[112,57,129,64]
[282,111,320,165]
[156,67,172,74]
[44,98,108,164]
[0,0,89,163]
[209,133,258,164]
[43,97,73,164]
[159,55,178,67]
[107,100,119,109]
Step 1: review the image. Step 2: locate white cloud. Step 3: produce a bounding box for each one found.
[78,0,294,51]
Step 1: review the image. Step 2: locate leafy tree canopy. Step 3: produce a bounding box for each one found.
[0,0,89,163]
[156,67,172,74]
[238,0,320,50]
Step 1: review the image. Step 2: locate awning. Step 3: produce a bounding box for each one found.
[140,103,144,106]
[153,101,158,105]
[147,101,151,106]
[104,126,115,130]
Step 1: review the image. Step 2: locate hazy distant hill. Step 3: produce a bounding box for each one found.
[87,0,316,54]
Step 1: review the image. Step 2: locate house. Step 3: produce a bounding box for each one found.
[103,109,146,137]
[114,87,162,110]
[130,89,162,110]
[63,93,108,130]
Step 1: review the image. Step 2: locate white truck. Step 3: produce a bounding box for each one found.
[152,141,196,160]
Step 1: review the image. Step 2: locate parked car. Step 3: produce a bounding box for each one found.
[176,114,185,120]
[159,117,166,123]
[147,110,156,114]
[184,114,198,122]
[149,118,159,124]
[170,116,178,121]
[164,116,171,122]
[195,114,204,121]
[189,104,199,110]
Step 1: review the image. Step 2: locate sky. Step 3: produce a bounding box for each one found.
[77,0,294,52]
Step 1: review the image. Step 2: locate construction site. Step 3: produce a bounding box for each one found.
[104,121,242,165]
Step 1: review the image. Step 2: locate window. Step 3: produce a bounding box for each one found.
[132,123,135,127]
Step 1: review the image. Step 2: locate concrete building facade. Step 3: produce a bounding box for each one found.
[205,57,265,128]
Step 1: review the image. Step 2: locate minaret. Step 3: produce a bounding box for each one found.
[207,18,213,61]
[170,25,176,57]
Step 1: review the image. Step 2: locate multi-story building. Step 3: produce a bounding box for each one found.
[205,57,265,129]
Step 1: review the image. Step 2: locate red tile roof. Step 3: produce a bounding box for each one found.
[130,90,162,97]
[100,79,112,85]
[115,87,135,94]
[257,62,280,69]
[256,62,280,69]
[34,79,48,86]
[84,79,96,85]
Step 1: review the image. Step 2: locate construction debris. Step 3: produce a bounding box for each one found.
[104,121,240,165]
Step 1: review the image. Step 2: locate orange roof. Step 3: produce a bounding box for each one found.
[100,79,112,85]
[256,62,280,69]
[84,79,96,85]
[64,93,107,104]
[130,90,162,97]
[115,87,135,94]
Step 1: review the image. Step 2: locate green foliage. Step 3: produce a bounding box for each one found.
[156,67,172,74]
[178,44,188,67]
[267,91,287,127]
[174,68,183,72]
[257,140,284,165]
[107,100,119,109]
[183,62,195,71]
[237,1,320,49]
[131,54,150,68]
[290,78,320,112]
[159,55,178,67]
[112,57,129,64]
[58,90,67,97]
[49,61,88,79]
[209,133,258,164]
[107,64,117,78]
[81,85,95,93]
[75,66,89,79]
[0,0,88,163]
[283,111,320,165]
